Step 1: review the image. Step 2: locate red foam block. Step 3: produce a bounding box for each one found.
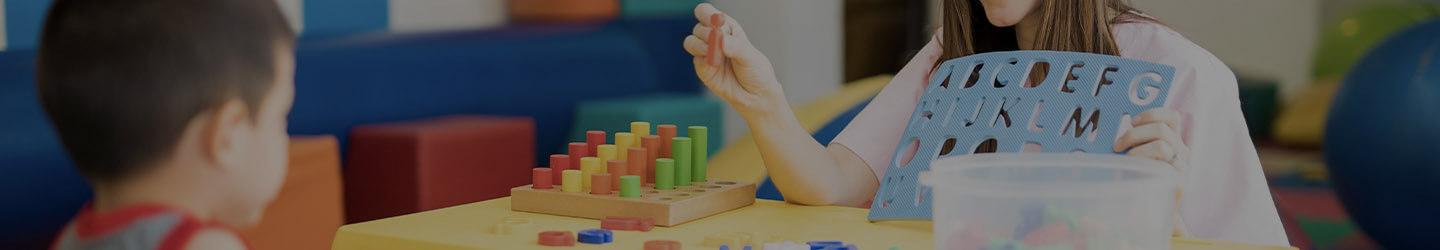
[345,115,535,223]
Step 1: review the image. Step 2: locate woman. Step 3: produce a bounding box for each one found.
[682,0,1287,246]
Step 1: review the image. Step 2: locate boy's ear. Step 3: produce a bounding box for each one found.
[201,99,250,171]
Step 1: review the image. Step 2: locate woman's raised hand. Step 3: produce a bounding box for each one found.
[684,3,786,118]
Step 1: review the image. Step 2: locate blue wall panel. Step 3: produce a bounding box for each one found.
[302,0,388,36]
[5,0,52,50]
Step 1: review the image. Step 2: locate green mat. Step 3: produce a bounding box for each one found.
[1297,217,1361,249]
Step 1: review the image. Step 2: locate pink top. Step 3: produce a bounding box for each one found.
[832,22,1289,246]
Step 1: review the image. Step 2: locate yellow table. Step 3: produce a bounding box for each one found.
[333,198,1295,250]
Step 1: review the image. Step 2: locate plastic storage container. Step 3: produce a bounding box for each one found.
[922,153,1177,250]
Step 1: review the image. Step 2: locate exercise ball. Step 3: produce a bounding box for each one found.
[1325,20,1440,250]
[1312,3,1438,79]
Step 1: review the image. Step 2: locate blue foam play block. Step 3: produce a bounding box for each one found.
[867,51,1175,221]
[569,94,724,155]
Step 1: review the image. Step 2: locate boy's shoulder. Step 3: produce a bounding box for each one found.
[51,204,247,250]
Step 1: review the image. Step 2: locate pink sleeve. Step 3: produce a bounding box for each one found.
[1114,23,1288,246]
[830,34,944,180]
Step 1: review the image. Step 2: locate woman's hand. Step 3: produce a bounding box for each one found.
[683,4,786,118]
[1115,108,1188,171]
[1113,108,1189,236]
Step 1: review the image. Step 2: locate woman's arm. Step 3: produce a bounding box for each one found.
[683,4,877,206]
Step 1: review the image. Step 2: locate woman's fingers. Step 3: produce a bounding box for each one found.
[692,24,712,41]
[1134,109,1182,131]
[1127,140,1176,162]
[1115,123,1178,152]
[683,35,708,57]
[694,3,745,37]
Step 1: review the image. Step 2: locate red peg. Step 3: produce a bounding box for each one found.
[608,160,626,191]
[592,173,612,195]
[548,154,569,185]
[567,142,587,174]
[532,168,554,189]
[586,131,606,157]
[627,148,648,183]
[657,125,677,158]
[642,135,661,183]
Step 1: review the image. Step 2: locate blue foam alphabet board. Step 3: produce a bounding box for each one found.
[866,51,1175,221]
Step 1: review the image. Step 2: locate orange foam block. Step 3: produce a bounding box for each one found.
[508,0,619,23]
[238,136,344,250]
[345,116,535,223]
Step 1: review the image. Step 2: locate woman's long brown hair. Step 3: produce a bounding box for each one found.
[940,0,1151,153]
[940,0,1153,60]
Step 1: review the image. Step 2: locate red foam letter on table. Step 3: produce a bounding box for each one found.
[539,231,576,246]
[585,131,606,157]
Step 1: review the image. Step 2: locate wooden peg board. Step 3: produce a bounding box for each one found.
[510,180,756,226]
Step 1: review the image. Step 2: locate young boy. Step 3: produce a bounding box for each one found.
[37,0,296,249]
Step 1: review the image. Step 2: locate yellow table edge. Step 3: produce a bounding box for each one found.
[333,197,1296,250]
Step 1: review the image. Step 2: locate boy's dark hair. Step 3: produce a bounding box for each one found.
[36,0,296,183]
